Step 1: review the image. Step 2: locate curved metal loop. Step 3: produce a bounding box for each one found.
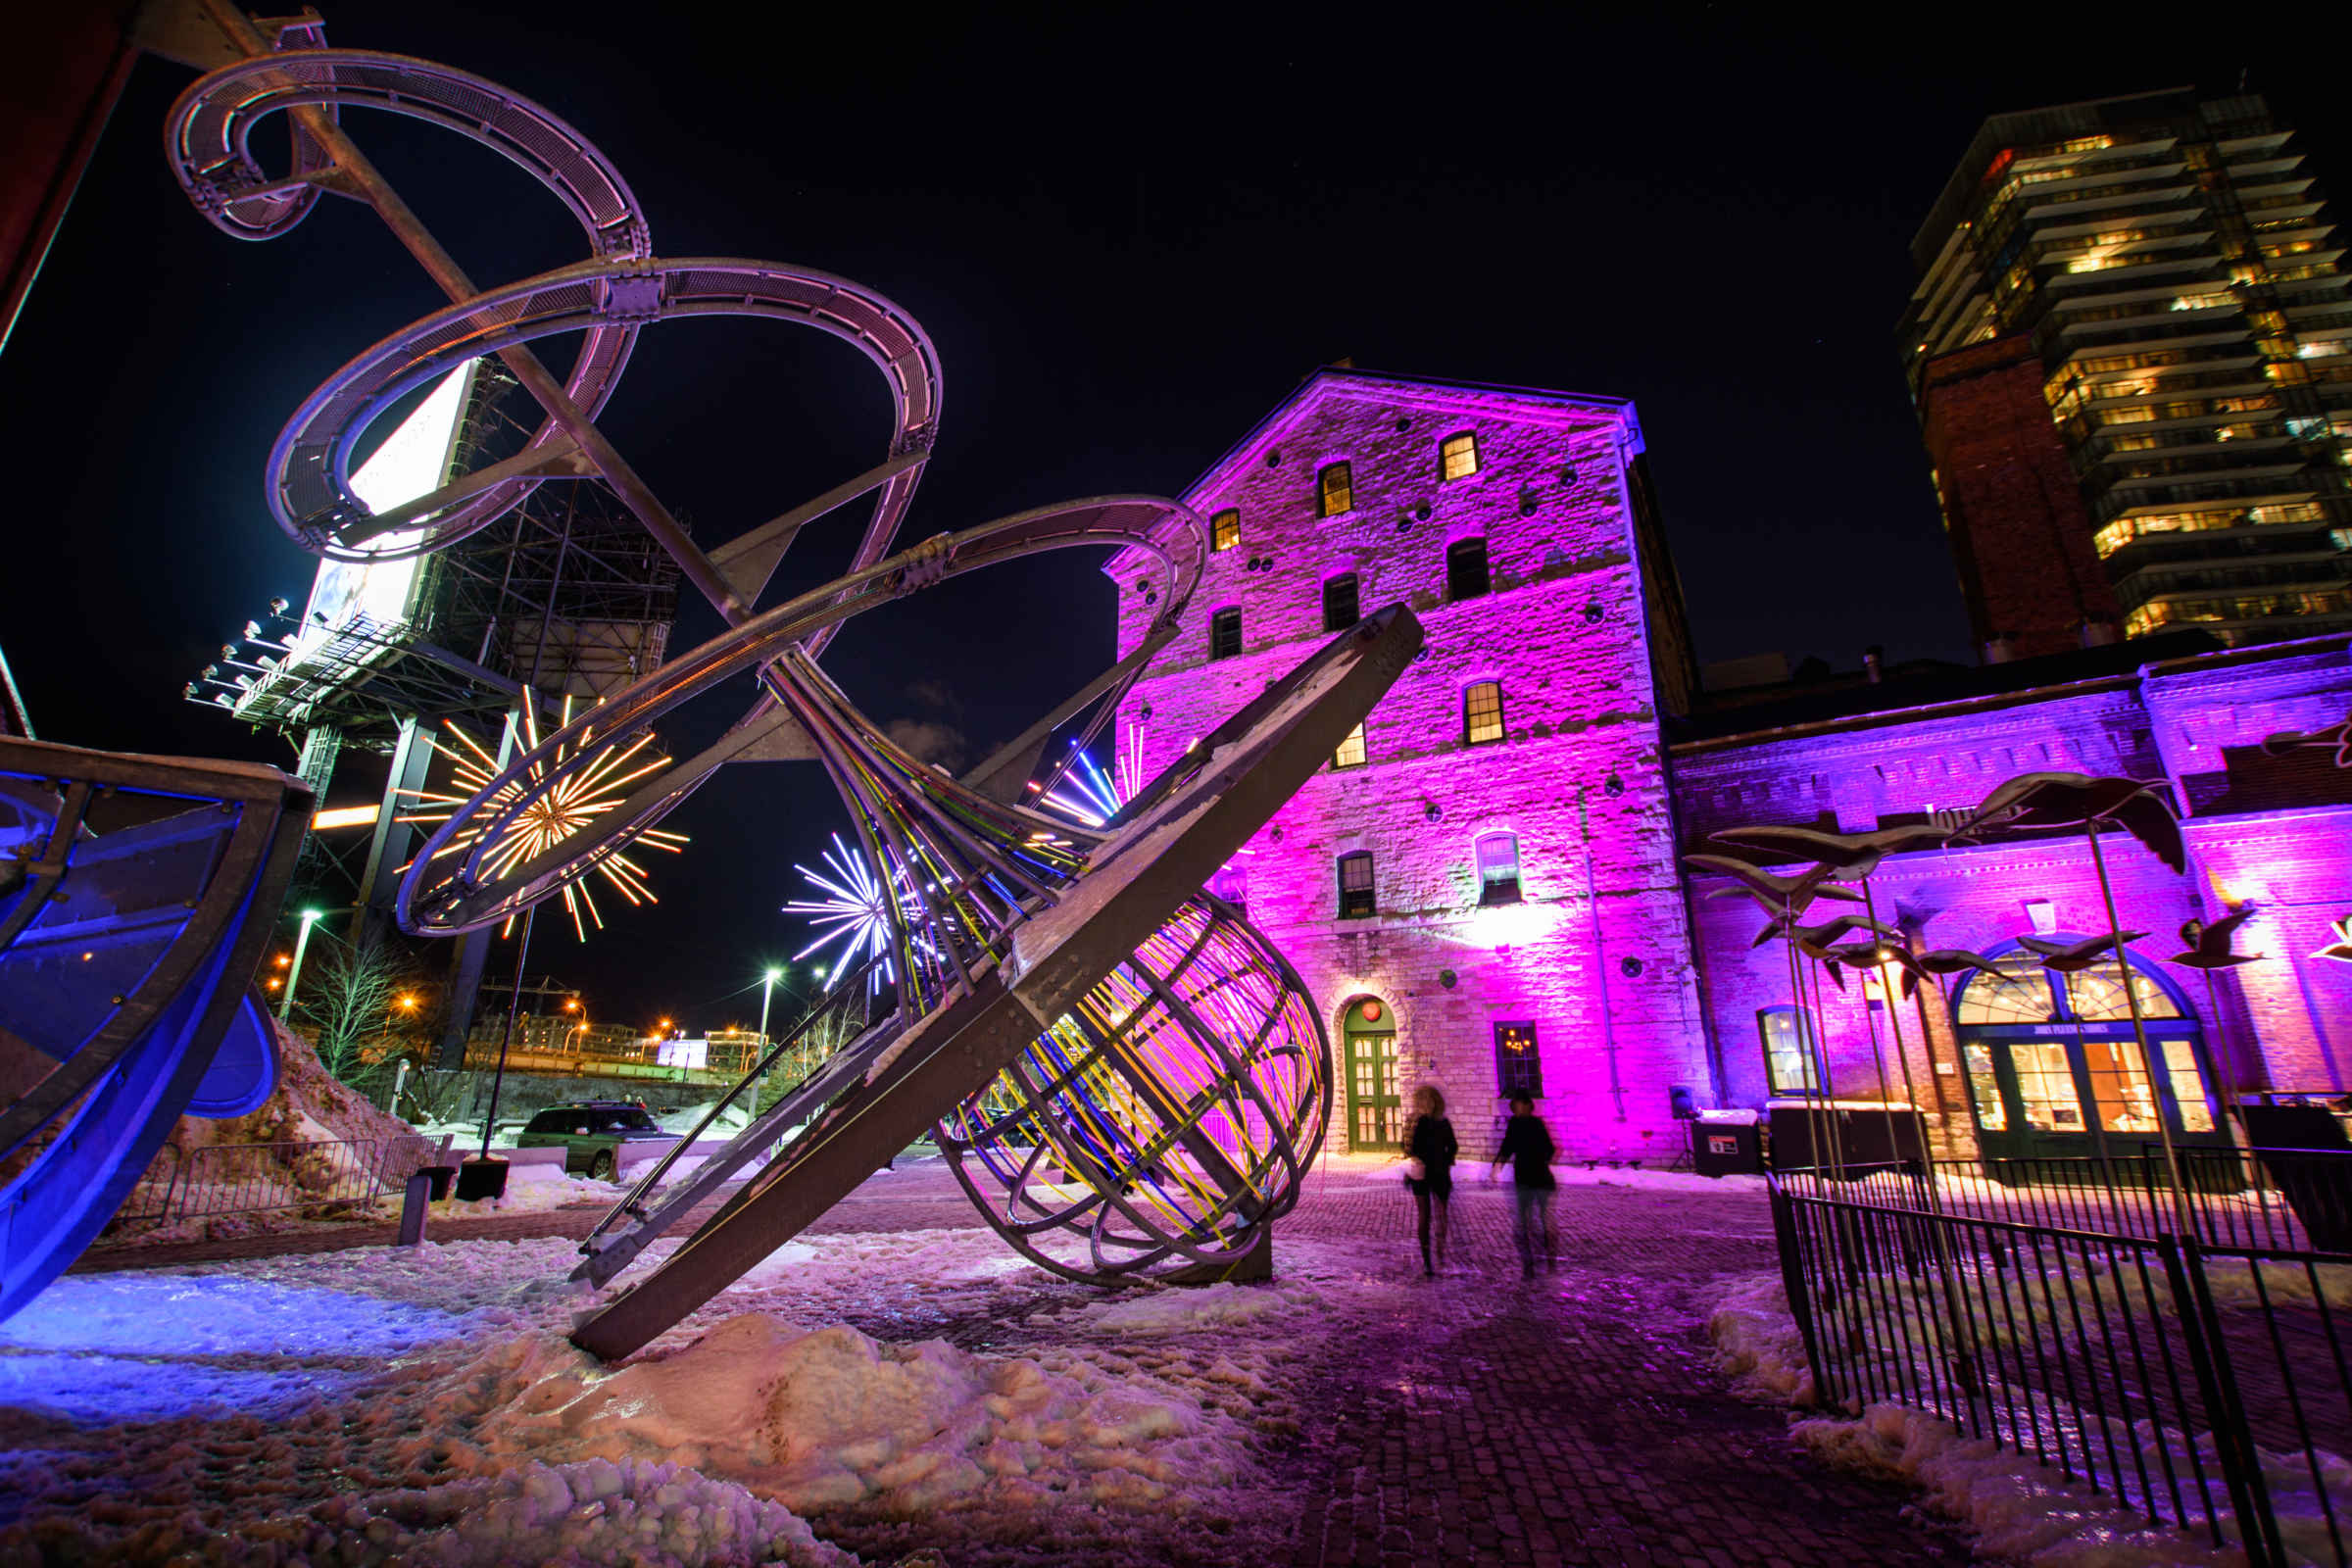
[265,255,941,564]
[159,21,339,241]
[166,46,650,254]
[935,893,1332,1286]
[396,495,1206,936]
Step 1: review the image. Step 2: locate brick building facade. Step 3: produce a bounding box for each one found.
[1104,368,1702,1162]
[1104,369,2352,1167]
[1917,334,2116,661]
[1674,634,2352,1162]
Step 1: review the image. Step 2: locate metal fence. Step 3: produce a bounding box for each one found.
[112,1135,452,1229]
[1770,1157,2352,1568]
[1777,1148,2352,1253]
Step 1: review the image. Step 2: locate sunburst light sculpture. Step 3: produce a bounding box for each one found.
[399,696,686,941]
[782,832,933,993]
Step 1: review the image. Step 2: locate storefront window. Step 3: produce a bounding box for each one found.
[2162,1038,2217,1133]
[1962,1042,2008,1132]
[2081,1035,2163,1134]
[2013,1040,2086,1131]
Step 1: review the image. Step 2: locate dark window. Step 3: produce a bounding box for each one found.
[1759,1007,1822,1095]
[1446,537,1491,600]
[1464,680,1504,745]
[1476,832,1521,906]
[1209,607,1242,660]
[1338,851,1376,917]
[1322,572,1360,631]
[1333,721,1367,769]
[1441,432,1480,480]
[1211,509,1241,552]
[1494,1022,1542,1098]
[524,1110,565,1136]
[1318,462,1354,517]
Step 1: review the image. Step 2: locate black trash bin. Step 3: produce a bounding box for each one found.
[454,1157,510,1201]
[2242,1102,2352,1251]
[1691,1117,1763,1177]
[417,1164,458,1201]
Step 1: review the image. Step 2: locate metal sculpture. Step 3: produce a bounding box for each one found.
[158,4,1401,1348]
[0,737,310,1320]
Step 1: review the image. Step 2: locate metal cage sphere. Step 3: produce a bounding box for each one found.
[936,893,1331,1285]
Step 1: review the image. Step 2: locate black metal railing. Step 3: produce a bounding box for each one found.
[1769,1164,2352,1567]
[1776,1148,2352,1254]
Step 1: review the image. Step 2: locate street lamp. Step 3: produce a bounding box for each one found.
[759,965,785,1045]
[277,908,323,1021]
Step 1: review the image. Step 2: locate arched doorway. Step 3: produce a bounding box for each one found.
[1342,998,1399,1151]
[1951,938,2230,1163]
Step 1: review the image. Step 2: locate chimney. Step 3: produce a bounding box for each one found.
[1863,645,1885,684]
[2081,618,2119,648]
[1984,634,2015,665]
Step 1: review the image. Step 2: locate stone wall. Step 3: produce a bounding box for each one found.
[1106,370,1706,1162]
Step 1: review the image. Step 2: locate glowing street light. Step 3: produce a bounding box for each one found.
[759,965,785,1045]
[277,908,323,1021]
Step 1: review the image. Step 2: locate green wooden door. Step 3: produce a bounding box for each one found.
[1343,998,1400,1151]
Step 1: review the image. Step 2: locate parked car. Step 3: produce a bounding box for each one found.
[515,1101,674,1179]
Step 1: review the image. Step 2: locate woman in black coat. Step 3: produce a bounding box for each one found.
[1402,1084,1458,1277]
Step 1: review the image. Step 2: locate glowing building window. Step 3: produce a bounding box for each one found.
[1441,432,1480,481]
[1318,463,1354,517]
[1211,509,1241,552]
[1333,722,1367,769]
[1446,537,1490,600]
[1475,831,1521,906]
[1209,607,1242,660]
[1463,680,1504,746]
[1337,851,1376,918]
[1758,1007,1821,1096]
[1322,572,1359,632]
[1207,863,1249,913]
[1494,1022,1542,1099]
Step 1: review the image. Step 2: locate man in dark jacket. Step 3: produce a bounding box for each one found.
[1491,1095,1557,1277]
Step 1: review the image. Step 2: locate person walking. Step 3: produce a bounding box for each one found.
[1401,1085,1457,1278]
[1492,1094,1557,1277]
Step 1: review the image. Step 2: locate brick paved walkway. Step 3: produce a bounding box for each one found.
[1272,1172,1968,1568]
[69,1159,1971,1566]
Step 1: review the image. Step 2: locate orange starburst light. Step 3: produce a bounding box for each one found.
[397,695,688,940]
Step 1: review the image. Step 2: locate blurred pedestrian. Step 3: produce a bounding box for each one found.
[1402,1084,1457,1278]
[1492,1095,1557,1277]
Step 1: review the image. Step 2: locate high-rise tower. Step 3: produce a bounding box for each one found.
[1900,88,2352,659]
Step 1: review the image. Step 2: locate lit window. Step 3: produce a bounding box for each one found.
[1337,851,1376,918]
[1446,537,1490,600]
[1318,463,1353,517]
[1475,832,1521,906]
[1322,572,1359,631]
[1211,509,1240,552]
[1209,607,1242,660]
[1207,863,1249,913]
[1333,722,1367,769]
[1463,680,1504,746]
[1441,432,1480,481]
[1758,1007,1821,1096]
[1494,1022,1542,1099]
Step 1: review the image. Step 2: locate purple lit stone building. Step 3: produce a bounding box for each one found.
[1679,635,2352,1164]
[1105,368,1706,1162]
[1108,369,2352,1162]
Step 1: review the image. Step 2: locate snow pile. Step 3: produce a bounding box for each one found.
[1053,1280,1314,1337]
[1792,1403,2230,1567]
[481,1313,1232,1515]
[9,1457,857,1568]
[1704,1272,1815,1404]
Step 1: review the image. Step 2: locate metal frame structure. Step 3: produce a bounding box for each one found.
[154,4,1419,1360]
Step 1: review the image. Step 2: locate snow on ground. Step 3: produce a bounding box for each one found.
[0,1220,1377,1564]
[1704,1270,2313,1567]
[1320,1150,1766,1196]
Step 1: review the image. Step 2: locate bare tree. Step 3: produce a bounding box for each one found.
[298,931,422,1092]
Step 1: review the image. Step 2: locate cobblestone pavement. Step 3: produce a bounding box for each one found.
[71,1159,1973,1566]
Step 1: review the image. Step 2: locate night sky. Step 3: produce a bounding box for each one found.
[5,6,2346,1033]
